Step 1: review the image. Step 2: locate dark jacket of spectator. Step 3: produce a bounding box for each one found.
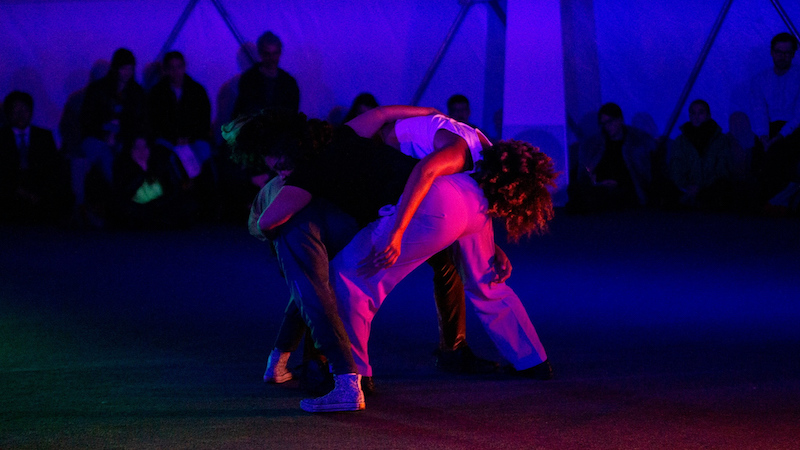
[148,74,212,144]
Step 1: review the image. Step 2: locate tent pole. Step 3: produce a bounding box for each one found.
[411,0,474,105]
[411,0,508,105]
[158,0,201,62]
[769,0,800,41]
[210,0,258,65]
[488,0,507,26]
[663,0,733,139]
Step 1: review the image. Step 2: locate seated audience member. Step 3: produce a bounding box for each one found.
[109,136,196,229]
[446,94,475,128]
[668,99,735,210]
[342,93,379,124]
[0,91,72,224]
[750,32,800,205]
[568,102,654,213]
[233,31,299,118]
[631,111,677,208]
[59,60,110,159]
[148,51,217,219]
[728,112,760,179]
[148,51,213,179]
[75,48,148,225]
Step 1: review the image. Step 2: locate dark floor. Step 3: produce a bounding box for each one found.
[1,209,799,449]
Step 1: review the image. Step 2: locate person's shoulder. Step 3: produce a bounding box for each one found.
[30,125,54,136]
[239,65,261,81]
[277,68,298,84]
[0,125,14,141]
[148,78,170,94]
[583,132,605,148]
[185,75,208,92]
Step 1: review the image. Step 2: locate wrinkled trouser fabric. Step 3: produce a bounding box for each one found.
[271,197,360,375]
[333,173,548,377]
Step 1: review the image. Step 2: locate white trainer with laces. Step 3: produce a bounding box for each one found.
[300,373,365,412]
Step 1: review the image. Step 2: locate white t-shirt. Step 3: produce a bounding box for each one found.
[750,64,800,137]
[393,114,489,173]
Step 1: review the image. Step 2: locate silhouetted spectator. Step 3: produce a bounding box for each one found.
[232,31,299,118]
[668,99,735,210]
[0,91,72,223]
[750,32,800,205]
[74,48,148,225]
[109,136,196,229]
[148,51,212,173]
[342,93,379,124]
[568,102,654,213]
[447,94,475,128]
[59,60,110,159]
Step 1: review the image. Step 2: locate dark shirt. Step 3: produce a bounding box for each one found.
[80,75,148,144]
[233,67,300,118]
[285,126,418,226]
[148,75,211,144]
[679,119,720,157]
[595,137,636,201]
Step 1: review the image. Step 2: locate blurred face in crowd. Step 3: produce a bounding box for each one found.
[165,57,186,87]
[259,43,282,74]
[689,103,710,127]
[599,113,624,141]
[117,64,135,85]
[448,102,471,124]
[771,41,796,74]
[9,100,33,130]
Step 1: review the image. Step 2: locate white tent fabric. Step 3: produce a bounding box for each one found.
[1,0,501,143]
[1,0,798,145]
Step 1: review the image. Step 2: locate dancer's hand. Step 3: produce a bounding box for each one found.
[357,231,403,277]
[490,245,512,286]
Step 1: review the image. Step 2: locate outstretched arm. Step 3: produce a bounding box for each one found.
[345,105,439,139]
[362,131,468,271]
[257,185,312,232]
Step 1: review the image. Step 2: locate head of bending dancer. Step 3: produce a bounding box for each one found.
[223,110,332,178]
[474,140,558,242]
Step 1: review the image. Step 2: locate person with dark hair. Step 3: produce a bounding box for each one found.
[109,135,196,229]
[233,31,300,118]
[568,102,654,213]
[446,94,474,128]
[0,91,71,223]
[668,99,735,210]
[225,106,557,412]
[259,112,505,394]
[148,51,213,180]
[74,48,148,225]
[750,32,800,208]
[342,93,379,123]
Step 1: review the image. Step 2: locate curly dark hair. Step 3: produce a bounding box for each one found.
[474,140,558,242]
[222,109,333,172]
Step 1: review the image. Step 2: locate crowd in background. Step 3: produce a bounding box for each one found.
[2,31,799,229]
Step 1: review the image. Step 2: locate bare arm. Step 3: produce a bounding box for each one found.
[257,185,312,232]
[364,131,469,270]
[345,105,439,139]
[490,244,512,285]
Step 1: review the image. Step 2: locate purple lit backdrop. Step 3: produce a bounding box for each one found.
[1,0,799,143]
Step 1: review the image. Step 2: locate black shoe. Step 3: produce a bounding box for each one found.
[508,359,554,380]
[360,376,376,396]
[300,359,334,396]
[435,346,499,374]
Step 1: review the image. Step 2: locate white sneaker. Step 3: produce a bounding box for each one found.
[300,373,365,412]
[263,349,293,383]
